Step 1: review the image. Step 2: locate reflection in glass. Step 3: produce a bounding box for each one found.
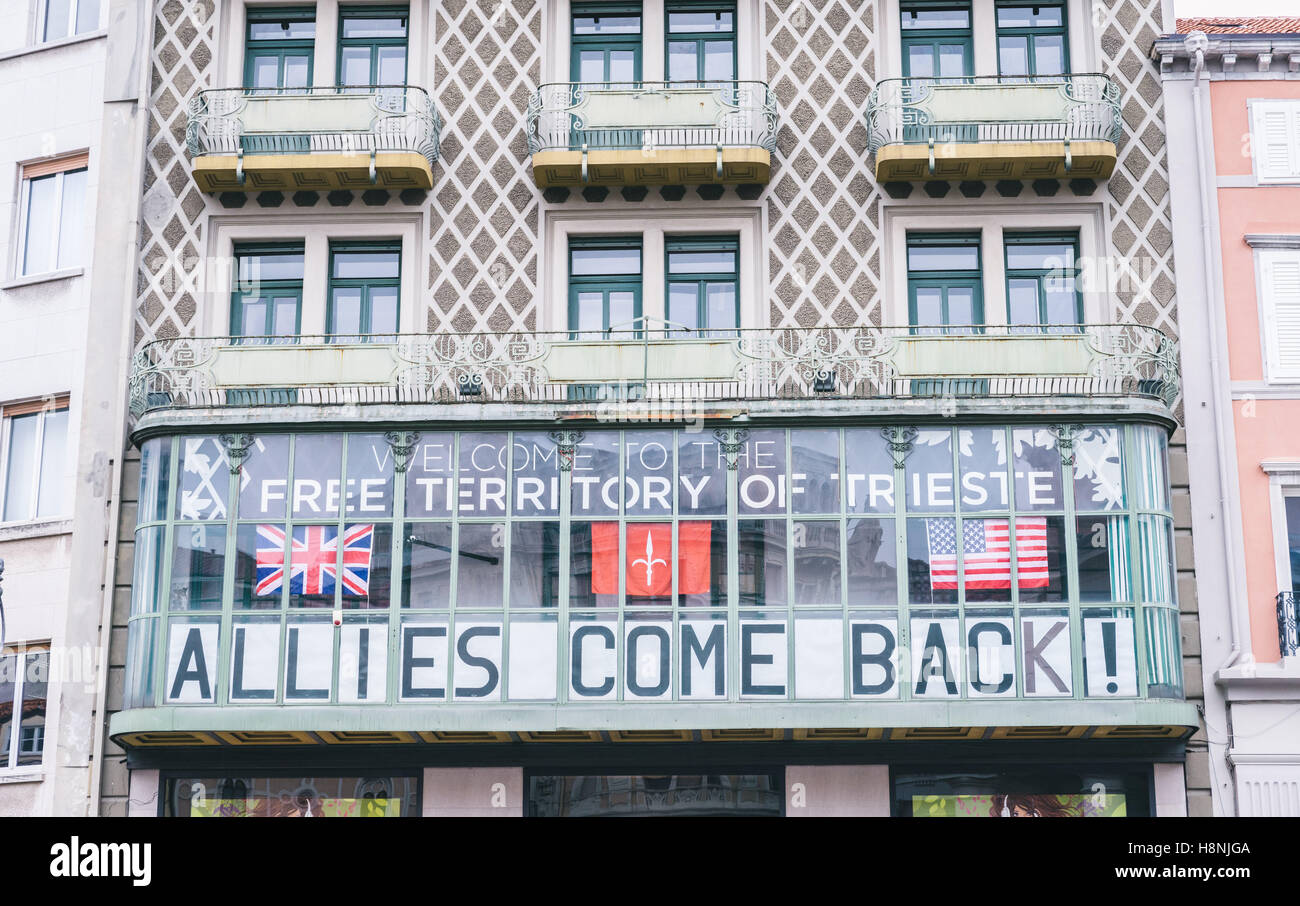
[793,520,839,605]
[1076,515,1131,602]
[846,518,896,604]
[16,652,47,767]
[738,520,787,606]
[171,524,227,611]
[510,522,560,607]
[455,523,505,608]
[403,523,452,608]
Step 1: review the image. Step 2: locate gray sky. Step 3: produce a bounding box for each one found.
[1175,0,1300,15]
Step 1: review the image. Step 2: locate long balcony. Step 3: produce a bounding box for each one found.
[526,81,777,187]
[866,74,1121,182]
[128,324,1178,421]
[186,85,441,193]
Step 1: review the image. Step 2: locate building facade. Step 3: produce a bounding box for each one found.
[0,0,146,815]
[1157,16,1300,817]
[98,0,1207,818]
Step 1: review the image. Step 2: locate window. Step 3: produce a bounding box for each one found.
[1,399,69,523]
[1252,100,1300,184]
[1004,232,1081,332]
[244,7,315,90]
[40,0,99,42]
[328,242,401,337]
[569,237,643,338]
[530,774,781,816]
[166,775,420,817]
[666,235,739,337]
[996,0,1068,77]
[231,244,304,340]
[666,2,736,82]
[1257,248,1300,381]
[571,2,642,82]
[0,647,48,770]
[907,234,982,334]
[1286,495,1300,596]
[900,1,972,78]
[128,424,1182,708]
[338,5,409,87]
[17,155,87,278]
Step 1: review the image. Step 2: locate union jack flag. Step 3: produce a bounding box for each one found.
[926,517,1049,590]
[256,524,373,597]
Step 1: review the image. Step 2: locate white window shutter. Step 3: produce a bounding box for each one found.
[1262,250,1300,381]
[1253,101,1300,183]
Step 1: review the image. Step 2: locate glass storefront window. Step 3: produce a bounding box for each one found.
[894,768,1150,817]
[529,774,781,817]
[166,775,419,817]
[125,424,1182,708]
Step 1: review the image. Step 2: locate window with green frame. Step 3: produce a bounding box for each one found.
[244,7,315,91]
[996,0,1068,78]
[666,235,739,337]
[231,244,304,341]
[569,237,642,339]
[900,1,972,79]
[666,2,736,82]
[907,233,982,335]
[1005,232,1082,333]
[337,5,408,87]
[571,2,642,83]
[327,242,401,338]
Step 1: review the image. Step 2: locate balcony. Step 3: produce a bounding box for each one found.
[526,81,777,187]
[185,86,441,193]
[128,324,1178,421]
[866,74,1121,182]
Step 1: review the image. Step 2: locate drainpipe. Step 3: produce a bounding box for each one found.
[1185,32,1249,671]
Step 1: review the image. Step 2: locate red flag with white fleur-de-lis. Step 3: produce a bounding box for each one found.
[590,523,712,596]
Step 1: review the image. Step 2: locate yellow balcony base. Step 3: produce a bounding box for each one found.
[530,147,771,188]
[873,140,1117,182]
[193,151,434,193]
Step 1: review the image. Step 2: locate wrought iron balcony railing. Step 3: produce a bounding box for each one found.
[186,85,441,168]
[129,324,1179,417]
[526,81,778,154]
[866,73,1122,152]
[1279,591,1299,658]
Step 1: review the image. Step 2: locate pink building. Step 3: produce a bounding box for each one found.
[1158,16,1300,816]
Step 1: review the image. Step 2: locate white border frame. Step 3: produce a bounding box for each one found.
[541,207,764,333]
[881,203,1110,326]
[203,212,423,335]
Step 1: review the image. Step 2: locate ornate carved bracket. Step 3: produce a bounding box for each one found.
[548,429,586,473]
[712,427,751,471]
[1048,424,1086,467]
[218,433,255,474]
[881,426,918,469]
[384,430,422,474]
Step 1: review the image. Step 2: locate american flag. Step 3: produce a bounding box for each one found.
[256,524,374,597]
[926,518,1049,589]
